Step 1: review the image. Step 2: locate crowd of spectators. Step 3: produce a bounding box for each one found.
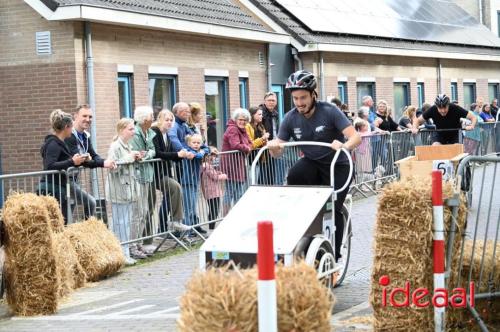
[38,94,499,263]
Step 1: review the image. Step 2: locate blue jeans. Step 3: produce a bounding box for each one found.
[111,203,132,257]
[224,180,246,207]
[182,184,199,227]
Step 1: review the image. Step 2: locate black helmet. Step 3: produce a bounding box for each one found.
[435,94,450,107]
[286,70,317,92]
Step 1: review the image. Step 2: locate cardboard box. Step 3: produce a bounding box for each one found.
[395,144,468,180]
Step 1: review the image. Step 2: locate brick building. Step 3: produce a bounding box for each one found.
[0,0,288,174]
[1,0,500,174]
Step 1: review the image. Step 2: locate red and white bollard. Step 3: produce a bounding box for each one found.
[257,221,278,332]
[432,171,445,332]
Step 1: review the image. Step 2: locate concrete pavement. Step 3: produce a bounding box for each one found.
[0,195,379,331]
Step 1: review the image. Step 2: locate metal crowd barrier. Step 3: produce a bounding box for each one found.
[445,155,500,332]
[350,133,394,196]
[1,124,499,253]
[0,170,65,210]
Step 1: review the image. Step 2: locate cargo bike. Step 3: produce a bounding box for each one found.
[199,141,354,288]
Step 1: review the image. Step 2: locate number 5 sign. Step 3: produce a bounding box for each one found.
[432,160,454,181]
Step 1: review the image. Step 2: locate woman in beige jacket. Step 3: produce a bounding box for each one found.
[106,118,143,264]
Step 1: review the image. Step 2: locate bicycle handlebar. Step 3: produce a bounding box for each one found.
[250,141,354,194]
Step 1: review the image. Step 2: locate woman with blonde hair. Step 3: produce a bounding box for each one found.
[374,100,400,132]
[151,109,192,234]
[40,109,87,223]
[188,102,204,137]
[106,118,143,263]
[398,105,419,133]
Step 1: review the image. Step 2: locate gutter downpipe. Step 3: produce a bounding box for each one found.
[319,52,325,101]
[292,47,303,71]
[84,21,99,198]
[267,44,272,92]
[84,21,97,147]
[478,0,483,24]
[437,59,443,94]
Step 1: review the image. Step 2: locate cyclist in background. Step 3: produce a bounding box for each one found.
[267,70,361,261]
[412,94,476,145]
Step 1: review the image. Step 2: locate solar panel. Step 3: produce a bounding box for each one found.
[275,0,500,47]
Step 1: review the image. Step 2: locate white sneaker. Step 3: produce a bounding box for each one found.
[170,221,191,232]
[125,256,137,266]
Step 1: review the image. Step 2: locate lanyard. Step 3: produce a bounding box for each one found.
[72,129,88,154]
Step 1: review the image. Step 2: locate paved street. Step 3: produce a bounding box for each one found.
[0,162,497,331]
[0,194,378,332]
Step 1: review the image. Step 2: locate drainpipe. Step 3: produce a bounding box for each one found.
[319,52,325,101]
[478,0,483,24]
[291,47,303,71]
[84,21,97,147]
[267,44,272,92]
[437,59,443,94]
[84,21,99,199]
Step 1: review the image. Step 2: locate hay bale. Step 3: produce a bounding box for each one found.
[178,262,333,332]
[369,178,467,331]
[53,232,87,297]
[65,217,124,282]
[275,262,333,331]
[38,195,65,233]
[2,193,60,315]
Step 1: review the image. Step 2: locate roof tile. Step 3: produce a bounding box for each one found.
[46,0,270,31]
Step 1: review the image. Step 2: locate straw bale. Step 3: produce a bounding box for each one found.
[65,217,124,282]
[178,262,333,332]
[275,262,333,331]
[53,232,87,297]
[38,195,65,233]
[2,193,59,315]
[369,178,467,331]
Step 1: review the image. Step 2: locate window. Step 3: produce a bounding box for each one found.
[357,82,376,111]
[417,83,425,108]
[463,83,476,110]
[394,83,410,120]
[489,83,499,102]
[149,75,176,114]
[338,82,347,104]
[450,82,458,102]
[239,78,249,109]
[205,77,228,149]
[118,74,133,118]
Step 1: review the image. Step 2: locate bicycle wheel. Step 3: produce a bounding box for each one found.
[335,205,352,287]
[305,236,336,289]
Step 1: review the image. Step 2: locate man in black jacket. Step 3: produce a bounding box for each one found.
[259,92,285,184]
[65,104,115,220]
